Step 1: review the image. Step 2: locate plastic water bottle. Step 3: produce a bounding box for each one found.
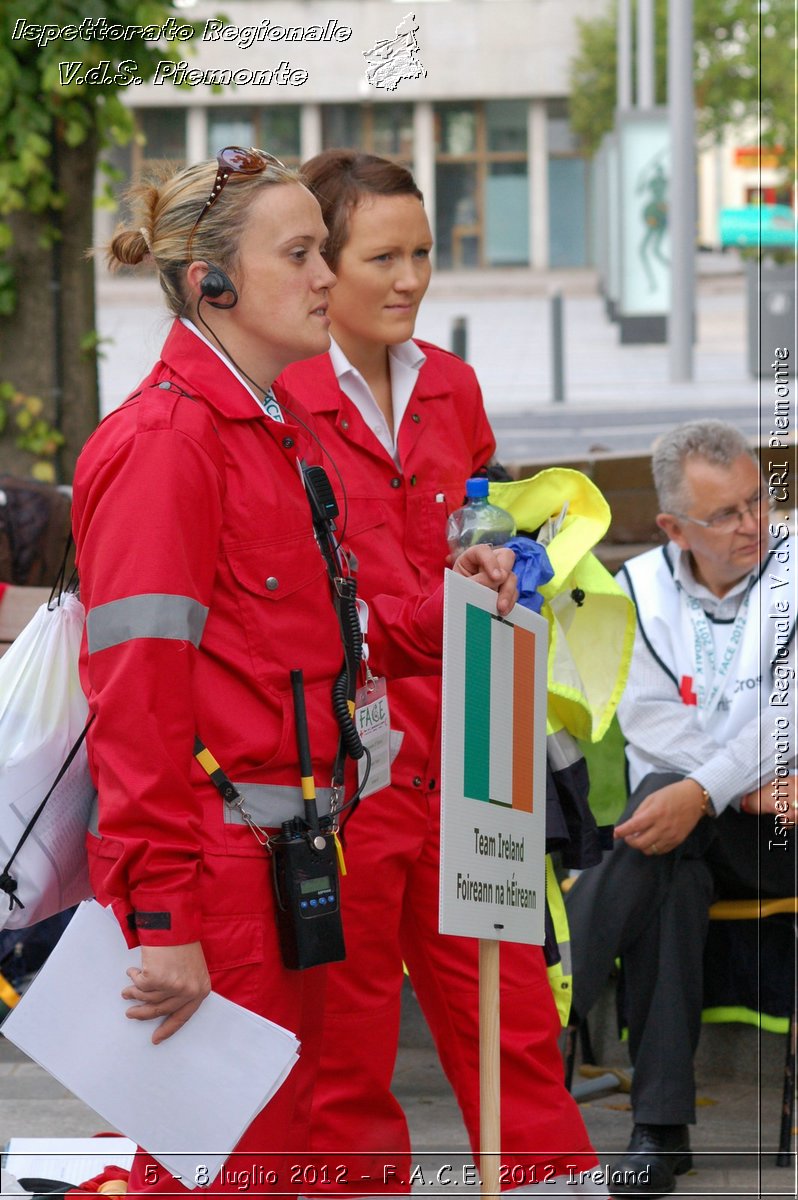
[446,477,516,555]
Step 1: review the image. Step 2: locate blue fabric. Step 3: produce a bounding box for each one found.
[506,536,554,614]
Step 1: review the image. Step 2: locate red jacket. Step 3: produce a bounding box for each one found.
[72,322,445,947]
[276,342,495,789]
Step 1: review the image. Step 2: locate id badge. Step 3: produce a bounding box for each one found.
[354,676,392,798]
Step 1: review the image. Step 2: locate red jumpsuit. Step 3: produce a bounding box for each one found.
[72,321,448,1197]
[277,346,597,1194]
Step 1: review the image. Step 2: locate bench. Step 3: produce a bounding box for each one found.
[506,444,795,573]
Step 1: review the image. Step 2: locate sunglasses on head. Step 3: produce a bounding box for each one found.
[186,146,287,258]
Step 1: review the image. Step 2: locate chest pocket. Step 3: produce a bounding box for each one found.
[336,507,386,577]
[410,485,465,585]
[225,534,334,685]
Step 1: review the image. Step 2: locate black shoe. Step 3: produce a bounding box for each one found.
[609,1123,692,1198]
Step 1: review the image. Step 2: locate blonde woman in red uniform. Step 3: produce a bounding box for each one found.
[72,147,517,1197]
[277,150,603,1197]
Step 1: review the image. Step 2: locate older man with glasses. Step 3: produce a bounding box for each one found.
[565,420,796,1198]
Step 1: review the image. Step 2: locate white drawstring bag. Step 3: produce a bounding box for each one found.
[0,591,95,930]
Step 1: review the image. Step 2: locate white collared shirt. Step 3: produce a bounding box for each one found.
[670,545,751,621]
[617,541,795,811]
[328,338,426,465]
[180,317,284,422]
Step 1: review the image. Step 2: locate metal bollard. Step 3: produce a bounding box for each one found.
[451,316,468,361]
[551,290,565,403]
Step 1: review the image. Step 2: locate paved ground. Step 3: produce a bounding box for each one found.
[96,252,779,464]
[1,979,794,1198]
[395,984,797,1200]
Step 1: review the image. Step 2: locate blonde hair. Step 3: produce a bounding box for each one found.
[107,155,302,316]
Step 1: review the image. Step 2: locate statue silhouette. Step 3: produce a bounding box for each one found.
[637,160,669,293]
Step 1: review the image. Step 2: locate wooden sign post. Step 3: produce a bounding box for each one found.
[440,572,548,1198]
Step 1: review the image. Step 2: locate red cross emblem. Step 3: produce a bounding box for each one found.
[679,675,698,705]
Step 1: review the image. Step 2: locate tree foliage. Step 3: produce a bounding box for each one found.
[0,1,199,481]
[569,0,796,163]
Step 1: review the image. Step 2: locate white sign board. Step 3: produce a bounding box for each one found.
[439,572,547,943]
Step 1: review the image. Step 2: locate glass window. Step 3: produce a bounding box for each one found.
[485,162,529,266]
[746,184,794,207]
[436,105,477,156]
[372,105,414,159]
[486,102,527,153]
[549,158,587,267]
[436,163,480,269]
[208,109,300,162]
[321,105,413,161]
[322,105,362,149]
[547,98,579,155]
[208,109,253,156]
[137,109,186,164]
[434,102,530,269]
[256,108,301,160]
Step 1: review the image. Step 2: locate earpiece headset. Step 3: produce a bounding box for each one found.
[199,263,238,309]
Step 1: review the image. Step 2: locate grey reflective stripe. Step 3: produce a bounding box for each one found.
[225,783,333,827]
[546,727,583,773]
[88,783,332,839]
[558,939,572,978]
[87,594,208,653]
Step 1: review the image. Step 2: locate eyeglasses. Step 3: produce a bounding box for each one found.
[672,489,771,533]
[186,146,287,258]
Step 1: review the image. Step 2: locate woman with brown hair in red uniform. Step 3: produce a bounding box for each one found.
[277,150,603,1196]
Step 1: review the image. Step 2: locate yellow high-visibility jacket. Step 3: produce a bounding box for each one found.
[490,469,636,743]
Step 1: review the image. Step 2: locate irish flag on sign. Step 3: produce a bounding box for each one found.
[463,605,536,811]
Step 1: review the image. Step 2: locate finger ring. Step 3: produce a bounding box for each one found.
[650,843,659,855]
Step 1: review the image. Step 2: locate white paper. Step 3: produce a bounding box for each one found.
[2,901,300,1189]
[536,501,569,547]
[2,1137,137,1187]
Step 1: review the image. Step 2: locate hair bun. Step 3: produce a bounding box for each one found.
[108,227,151,268]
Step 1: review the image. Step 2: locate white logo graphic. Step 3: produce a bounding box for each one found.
[363,12,427,92]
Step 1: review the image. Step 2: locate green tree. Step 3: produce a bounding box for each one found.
[0,0,199,482]
[570,0,795,164]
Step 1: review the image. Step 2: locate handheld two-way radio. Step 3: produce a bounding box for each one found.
[271,669,346,970]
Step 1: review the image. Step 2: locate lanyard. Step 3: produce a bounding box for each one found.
[681,582,752,715]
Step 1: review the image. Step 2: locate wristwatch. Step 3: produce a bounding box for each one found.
[697,785,716,817]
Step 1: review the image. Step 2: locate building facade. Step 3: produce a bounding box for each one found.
[103,0,598,270]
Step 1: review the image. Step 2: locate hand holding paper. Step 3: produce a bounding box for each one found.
[3,901,300,1189]
[121,940,212,1043]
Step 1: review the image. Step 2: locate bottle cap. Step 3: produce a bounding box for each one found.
[465,477,489,499]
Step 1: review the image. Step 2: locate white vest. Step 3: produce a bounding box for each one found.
[620,536,796,790]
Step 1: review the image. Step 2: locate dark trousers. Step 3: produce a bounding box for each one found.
[565,772,796,1126]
